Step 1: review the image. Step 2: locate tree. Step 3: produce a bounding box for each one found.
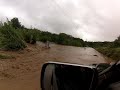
[113,35,120,47]
[11,18,21,29]
[115,35,120,42]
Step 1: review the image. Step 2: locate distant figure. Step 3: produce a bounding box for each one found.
[45,41,50,49]
[84,47,86,50]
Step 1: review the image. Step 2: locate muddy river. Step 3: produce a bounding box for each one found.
[0,43,111,90]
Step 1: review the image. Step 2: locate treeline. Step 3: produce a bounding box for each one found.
[86,41,113,48]
[38,32,85,47]
[86,40,120,48]
[0,17,85,50]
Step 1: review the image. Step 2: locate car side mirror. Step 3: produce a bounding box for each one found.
[41,62,98,90]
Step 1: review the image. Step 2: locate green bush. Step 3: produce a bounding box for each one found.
[0,23,26,50]
[0,17,86,50]
[22,29,37,44]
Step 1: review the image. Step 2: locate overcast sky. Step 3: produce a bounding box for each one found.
[0,0,120,41]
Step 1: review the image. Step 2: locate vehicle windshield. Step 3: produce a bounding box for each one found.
[0,0,119,90]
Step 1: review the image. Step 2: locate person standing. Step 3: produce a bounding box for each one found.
[45,40,50,49]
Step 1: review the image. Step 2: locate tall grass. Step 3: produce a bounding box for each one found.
[0,54,15,59]
[0,22,26,50]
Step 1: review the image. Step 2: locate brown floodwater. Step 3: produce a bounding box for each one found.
[0,43,111,90]
[44,44,107,64]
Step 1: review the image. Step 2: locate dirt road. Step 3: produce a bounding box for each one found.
[0,42,111,90]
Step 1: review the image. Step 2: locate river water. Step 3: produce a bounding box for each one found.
[0,43,111,90]
[41,44,108,64]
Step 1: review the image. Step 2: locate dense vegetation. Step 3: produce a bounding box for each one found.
[0,17,120,61]
[0,19,26,50]
[96,47,120,61]
[0,17,85,50]
[88,37,120,61]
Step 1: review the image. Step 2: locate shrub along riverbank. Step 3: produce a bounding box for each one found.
[96,47,120,61]
[86,36,120,61]
[0,17,120,61]
[0,18,85,51]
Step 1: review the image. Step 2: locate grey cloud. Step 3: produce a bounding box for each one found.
[0,0,120,41]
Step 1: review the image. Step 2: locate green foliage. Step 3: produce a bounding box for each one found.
[0,17,86,51]
[0,21,26,50]
[96,47,120,61]
[11,17,22,29]
[113,36,120,47]
[0,54,15,59]
[86,41,113,48]
[53,33,85,47]
[37,32,85,47]
[86,35,120,61]
[21,29,37,44]
[87,35,120,48]
[115,35,120,42]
